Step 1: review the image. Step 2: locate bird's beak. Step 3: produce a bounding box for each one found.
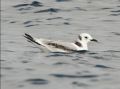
[91,39,98,42]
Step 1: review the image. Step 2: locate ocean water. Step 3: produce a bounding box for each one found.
[1,0,120,89]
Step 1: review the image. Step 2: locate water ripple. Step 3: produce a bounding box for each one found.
[56,0,71,2]
[34,8,61,13]
[72,81,89,87]
[13,1,43,8]
[94,64,111,69]
[25,78,49,85]
[50,74,98,78]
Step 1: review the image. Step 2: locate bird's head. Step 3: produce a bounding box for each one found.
[78,33,98,43]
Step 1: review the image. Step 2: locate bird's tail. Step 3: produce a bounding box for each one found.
[24,33,41,45]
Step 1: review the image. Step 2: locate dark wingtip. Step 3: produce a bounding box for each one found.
[24,33,32,38]
[24,33,41,45]
[24,33,34,41]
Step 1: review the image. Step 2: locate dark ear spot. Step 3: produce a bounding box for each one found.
[78,35,82,40]
[85,36,88,39]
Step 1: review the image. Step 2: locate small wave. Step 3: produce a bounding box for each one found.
[2,49,15,52]
[111,32,120,36]
[103,50,120,53]
[13,1,43,8]
[100,7,112,10]
[91,56,105,60]
[50,74,98,78]
[111,10,120,12]
[46,52,73,57]
[72,81,89,87]
[94,64,111,69]
[53,62,69,65]
[25,78,49,85]
[56,0,71,2]
[2,67,13,70]
[25,24,39,27]
[34,8,61,13]
[46,17,63,20]
[23,21,32,24]
[110,13,120,16]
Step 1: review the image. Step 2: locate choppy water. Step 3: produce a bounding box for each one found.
[1,0,120,89]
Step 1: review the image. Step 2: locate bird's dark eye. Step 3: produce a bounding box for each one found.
[85,36,88,39]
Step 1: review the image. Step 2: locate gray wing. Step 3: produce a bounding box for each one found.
[41,39,78,51]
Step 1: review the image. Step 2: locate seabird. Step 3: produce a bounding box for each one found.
[24,33,98,53]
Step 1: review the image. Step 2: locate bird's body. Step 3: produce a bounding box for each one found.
[24,33,97,53]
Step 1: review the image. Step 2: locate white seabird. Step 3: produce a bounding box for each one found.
[24,33,98,53]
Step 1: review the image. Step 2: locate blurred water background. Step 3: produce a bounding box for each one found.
[1,0,120,89]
